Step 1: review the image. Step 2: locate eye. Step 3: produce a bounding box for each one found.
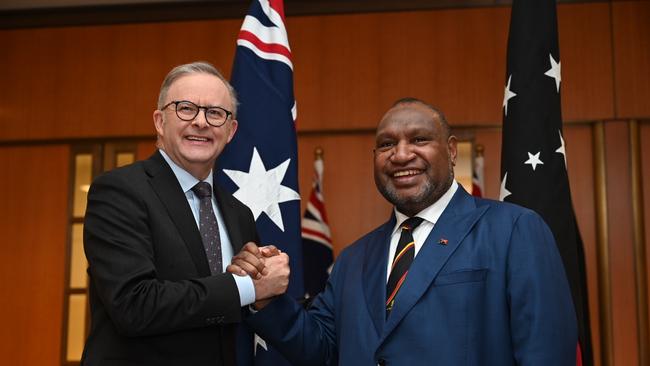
[376,141,395,152]
[177,102,198,114]
[412,136,430,144]
[207,108,227,119]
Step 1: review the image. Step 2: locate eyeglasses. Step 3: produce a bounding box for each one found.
[161,100,232,127]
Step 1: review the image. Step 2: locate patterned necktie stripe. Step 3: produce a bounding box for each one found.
[386,216,424,315]
[386,270,409,307]
[390,241,415,271]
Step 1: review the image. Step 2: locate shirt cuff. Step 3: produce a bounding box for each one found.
[232,273,256,306]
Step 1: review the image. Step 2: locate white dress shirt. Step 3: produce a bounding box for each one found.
[160,149,255,306]
[386,180,459,281]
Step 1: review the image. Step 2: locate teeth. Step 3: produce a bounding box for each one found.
[187,136,208,141]
[393,170,419,177]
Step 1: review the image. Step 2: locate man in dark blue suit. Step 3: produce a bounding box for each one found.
[233,97,577,365]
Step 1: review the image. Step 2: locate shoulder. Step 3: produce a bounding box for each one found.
[336,221,391,261]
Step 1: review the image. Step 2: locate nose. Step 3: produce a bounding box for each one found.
[190,108,209,128]
[390,141,414,164]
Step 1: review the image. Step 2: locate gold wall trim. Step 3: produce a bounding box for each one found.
[630,119,649,366]
[594,121,613,366]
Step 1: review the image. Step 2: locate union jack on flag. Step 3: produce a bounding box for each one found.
[216,0,302,365]
[301,149,333,300]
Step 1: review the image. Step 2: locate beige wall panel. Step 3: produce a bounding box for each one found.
[558,3,615,122]
[297,133,391,256]
[604,121,638,366]
[0,145,69,365]
[612,0,650,119]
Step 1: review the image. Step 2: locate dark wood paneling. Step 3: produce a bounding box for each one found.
[604,120,638,366]
[612,0,650,119]
[0,145,69,365]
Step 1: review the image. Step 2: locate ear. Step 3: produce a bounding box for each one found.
[225,119,238,143]
[447,135,458,166]
[153,110,165,137]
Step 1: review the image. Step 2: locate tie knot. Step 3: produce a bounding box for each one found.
[192,181,212,198]
[400,217,424,231]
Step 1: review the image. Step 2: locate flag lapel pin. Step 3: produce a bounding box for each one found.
[438,238,448,245]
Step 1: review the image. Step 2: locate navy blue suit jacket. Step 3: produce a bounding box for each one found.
[248,187,577,365]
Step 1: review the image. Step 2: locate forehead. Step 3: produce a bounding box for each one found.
[376,103,440,137]
[167,73,231,105]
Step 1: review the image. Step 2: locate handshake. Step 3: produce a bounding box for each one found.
[227,242,290,309]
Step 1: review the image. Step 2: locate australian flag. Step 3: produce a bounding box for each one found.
[499,1,593,365]
[301,149,333,301]
[216,0,303,364]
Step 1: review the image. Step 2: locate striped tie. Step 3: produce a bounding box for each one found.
[386,216,424,316]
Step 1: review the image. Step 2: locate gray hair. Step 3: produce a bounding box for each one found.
[391,97,450,138]
[157,61,239,117]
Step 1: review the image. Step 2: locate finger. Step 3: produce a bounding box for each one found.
[241,242,262,257]
[260,245,280,257]
[226,264,247,276]
[231,258,263,279]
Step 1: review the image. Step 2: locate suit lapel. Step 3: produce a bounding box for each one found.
[144,152,211,277]
[380,188,489,341]
[362,216,395,337]
[213,184,245,253]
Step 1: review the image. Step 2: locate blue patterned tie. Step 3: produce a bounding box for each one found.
[192,182,222,274]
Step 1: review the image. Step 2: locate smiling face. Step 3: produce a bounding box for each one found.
[153,72,238,180]
[373,102,457,216]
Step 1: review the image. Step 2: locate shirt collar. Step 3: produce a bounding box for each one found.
[393,180,459,234]
[159,149,213,193]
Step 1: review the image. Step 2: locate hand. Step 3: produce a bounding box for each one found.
[227,243,281,279]
[253,252,290,309]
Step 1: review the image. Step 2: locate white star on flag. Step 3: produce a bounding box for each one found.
[544,53,561,92]
[253,333,268,356]
[503,74,517,116]
[223,147,300,231]
[524,151,544,171]
[499,172,512,201]
[555,130,567,168]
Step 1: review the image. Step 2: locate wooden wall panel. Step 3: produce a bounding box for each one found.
[612,0,650,119]
[1,1,639,143]
[641,121,650,338]
[0,19,240,141]
[297,133,390,256]
[604,121,638,366]
[558,3,615,122]
[0,145,69,365]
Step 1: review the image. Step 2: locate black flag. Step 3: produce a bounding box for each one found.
[499,1,593,365]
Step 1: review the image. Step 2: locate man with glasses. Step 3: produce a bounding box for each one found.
[81,61,288,366]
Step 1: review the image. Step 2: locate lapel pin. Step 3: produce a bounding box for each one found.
[438,238,448,245]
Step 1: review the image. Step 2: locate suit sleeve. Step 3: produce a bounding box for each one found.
[245,253,343,366]
[83,172,243,337]
[506,210,578,365]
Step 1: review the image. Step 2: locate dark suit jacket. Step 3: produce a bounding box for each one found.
[81,151,258,366]
[247,187,577,366]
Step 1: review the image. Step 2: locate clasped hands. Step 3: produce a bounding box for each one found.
[227,242,290,309]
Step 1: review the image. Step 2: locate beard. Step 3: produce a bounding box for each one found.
[376,161,454,216]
